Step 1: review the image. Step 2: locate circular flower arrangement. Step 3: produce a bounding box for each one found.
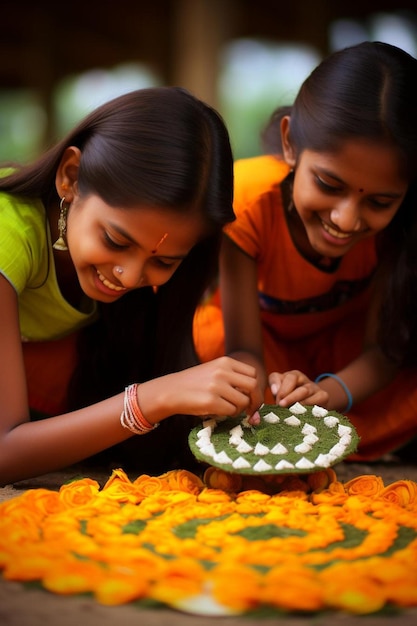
[1,467,417,616]
[189,403,360,474]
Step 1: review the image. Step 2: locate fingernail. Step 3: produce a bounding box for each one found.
[271,383,278,396]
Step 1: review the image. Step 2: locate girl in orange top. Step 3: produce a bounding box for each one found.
[194,41,417,460]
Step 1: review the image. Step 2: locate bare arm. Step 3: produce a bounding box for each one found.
[0,275,260,485]
[219,235,267,394]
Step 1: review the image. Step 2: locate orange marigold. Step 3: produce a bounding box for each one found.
[378,480,417,507]
[344,475,385,497]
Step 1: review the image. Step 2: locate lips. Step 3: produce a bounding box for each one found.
[96,269,126,292]
[320,220,353,240]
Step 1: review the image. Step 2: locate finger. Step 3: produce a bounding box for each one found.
[247,410,261,426]
[275,373,300,400]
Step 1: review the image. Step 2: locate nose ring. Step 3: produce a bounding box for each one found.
[114,266,124,275]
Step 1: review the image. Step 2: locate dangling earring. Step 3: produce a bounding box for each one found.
[53,197,69,251]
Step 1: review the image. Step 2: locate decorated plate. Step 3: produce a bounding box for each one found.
[189,403,359,475]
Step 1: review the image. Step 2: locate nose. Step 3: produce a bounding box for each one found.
[112,262,145,289]
[329,197,362,233]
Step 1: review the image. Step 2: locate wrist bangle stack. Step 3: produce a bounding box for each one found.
[120,383,159,434]
[314,373,353,413]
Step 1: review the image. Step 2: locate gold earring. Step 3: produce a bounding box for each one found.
[53,197,69,251]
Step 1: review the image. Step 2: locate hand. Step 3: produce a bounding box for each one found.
[141,356,263,423]
[268,370,329,408]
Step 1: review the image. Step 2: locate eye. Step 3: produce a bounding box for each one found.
[104,232,128,250]
[152,257,179,270]
[315,175,341,193]
[369,198,393,209]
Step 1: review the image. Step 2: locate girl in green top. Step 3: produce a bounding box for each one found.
[0,87,261,485]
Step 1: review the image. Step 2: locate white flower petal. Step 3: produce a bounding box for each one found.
[263,411,280,424]
[199,443,216,457]
[213,451,233,464]
[229,425,243,437]
[254,442,270,455]
[229,435,243,446]
[301,423,317,435]
[284,415,301,426]
[294,442,312,454]
[303,434,319,445]
[312,405,328,417]
[232,456,252,469]
[275,459,295,470]
[253,459,273,472]
[295,457,315,469]
[196,436,211,449]
[236,440,253,453]
[289,402,307,414]
[197,426,212,439]
[323,416,339,428]
[338,424,352,437]
[314,454,333,467]
[270,443,288,455]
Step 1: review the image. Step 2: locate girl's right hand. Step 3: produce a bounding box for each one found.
[139,356,263,423]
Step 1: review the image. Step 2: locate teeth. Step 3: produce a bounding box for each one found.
[321,221,352,239]
[97,270,125,291]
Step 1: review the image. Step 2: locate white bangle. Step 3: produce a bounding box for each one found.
[120,384,159,435]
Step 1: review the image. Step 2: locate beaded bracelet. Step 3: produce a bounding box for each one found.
[314,373,353,413]
[120,383,159,435]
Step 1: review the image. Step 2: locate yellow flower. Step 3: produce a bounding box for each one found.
[378,480,417,507]
[321,565,387,614]
[262,565,324,611]
[203,467,243,492]
[210,563,263,612]
[307,468,337,492]
[42,558,106,594]
[344,475,385,497]
[59,478,100,508]
[197,488,232,503]
[100,469,142,503]
[159,469,204,494]
[151,558,205,604]
[94,566,151,605]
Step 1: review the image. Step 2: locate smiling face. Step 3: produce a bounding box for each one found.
[281,120,409,261]
[65,194,206,303]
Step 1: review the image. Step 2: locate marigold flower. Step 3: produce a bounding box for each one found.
[307,468,337,492]
[197,488,232,503]
[344,475,385,497]
[378,480,417,507]
[203,467,242,492]
[159,469,204,494]
[59,478,100,508]
[42,559,106,594]
[210,563,263,611]
[262,565,324,611]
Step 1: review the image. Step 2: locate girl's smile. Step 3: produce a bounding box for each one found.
[95,269,126,294]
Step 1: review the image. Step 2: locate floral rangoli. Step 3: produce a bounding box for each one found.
[1,467,417,616]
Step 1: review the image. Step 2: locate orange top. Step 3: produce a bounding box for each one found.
[225,155,378,341]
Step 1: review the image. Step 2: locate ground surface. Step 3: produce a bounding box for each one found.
[1,456,417,626]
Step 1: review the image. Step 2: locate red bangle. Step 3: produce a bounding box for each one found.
[120,384,158,435]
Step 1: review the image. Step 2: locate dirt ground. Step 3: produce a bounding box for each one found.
[1,456,417,626]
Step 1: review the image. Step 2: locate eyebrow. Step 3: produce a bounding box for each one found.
[108,222,188,260]
[317,167,404,198]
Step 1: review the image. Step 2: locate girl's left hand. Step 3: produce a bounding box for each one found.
[268,370,329,408]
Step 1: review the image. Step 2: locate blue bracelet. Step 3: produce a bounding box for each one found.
[314,373,353,413]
